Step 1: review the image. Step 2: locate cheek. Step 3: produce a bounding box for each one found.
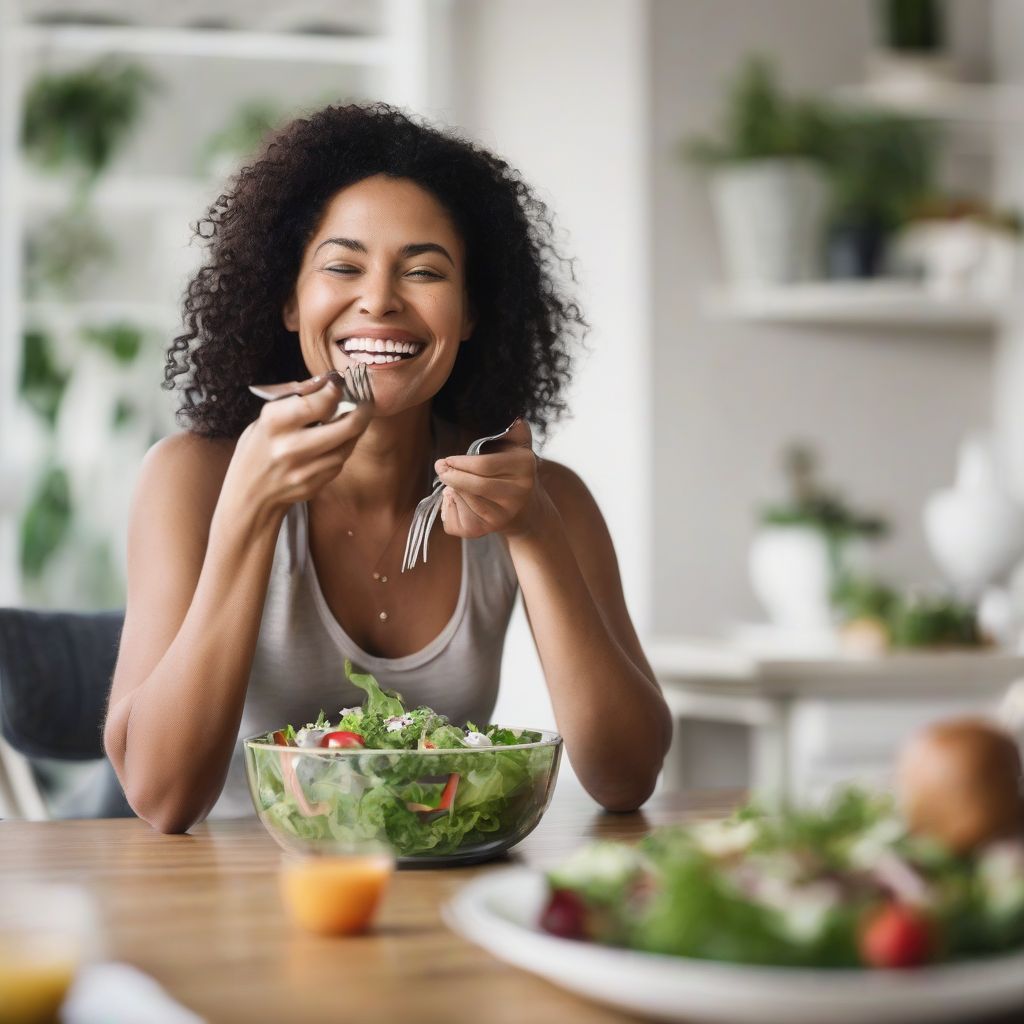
[424,290,467,333]
[296,278,341,323]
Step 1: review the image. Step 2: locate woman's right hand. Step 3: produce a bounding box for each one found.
[221,374,373,524]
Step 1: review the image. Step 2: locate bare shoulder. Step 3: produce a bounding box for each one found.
[135,431,237,527]
[537,458,603,526]
[143,430,235,478]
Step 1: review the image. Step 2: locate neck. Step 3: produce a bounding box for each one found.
[320,403,435,518]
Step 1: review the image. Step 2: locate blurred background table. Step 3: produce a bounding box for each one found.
[0,785,738,1024]
[650,635,1024,801]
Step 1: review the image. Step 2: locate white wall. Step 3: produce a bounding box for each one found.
[650,0,995,641]
[450,0,652,754]
[992,0,1024,502]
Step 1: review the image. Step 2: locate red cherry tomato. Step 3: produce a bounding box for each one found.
[539,888,588,940]
[320,731,365,749]
[859,904,933,969]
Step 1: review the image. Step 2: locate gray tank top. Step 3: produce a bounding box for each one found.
[209,500,519,818]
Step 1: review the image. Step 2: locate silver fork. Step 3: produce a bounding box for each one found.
[400,423,515,573]
[248,364,374,419]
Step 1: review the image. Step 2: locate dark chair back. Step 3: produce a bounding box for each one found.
[0,607,134,817]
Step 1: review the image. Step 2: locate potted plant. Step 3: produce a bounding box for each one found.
[833,576,984,654]
[896,195,1023,298]
[22,60,158,194]
[682,54,833,286]
[749,444,888,631]
[821,110,938,278]
[196,99,284,180]
[868,0,957,99]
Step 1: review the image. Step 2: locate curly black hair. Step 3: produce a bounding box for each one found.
[164,102,586,440]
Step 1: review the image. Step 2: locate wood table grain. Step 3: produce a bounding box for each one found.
[0,786,740,1024]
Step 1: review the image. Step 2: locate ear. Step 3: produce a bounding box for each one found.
[282,292,299,333]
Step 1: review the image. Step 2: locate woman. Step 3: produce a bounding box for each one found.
[103,102,671,832]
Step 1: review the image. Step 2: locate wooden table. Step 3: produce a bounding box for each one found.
[0,785,739,1024]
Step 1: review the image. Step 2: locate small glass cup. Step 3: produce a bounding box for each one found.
[278,841,395,937]
[0,883,99,1024]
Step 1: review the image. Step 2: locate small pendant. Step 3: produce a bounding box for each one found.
[379,611,389,622]
[346,530,354,537]
[380,575,388,583]
[373,572,380,580]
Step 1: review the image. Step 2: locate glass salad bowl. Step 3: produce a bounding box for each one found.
[244,729,562,866]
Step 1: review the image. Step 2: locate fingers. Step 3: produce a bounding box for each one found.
[435,460,527,502]
[276,401,374,463]
[437,450,535,478]
[447,485,503,525]
[441,488,493,538]
[505,417,533,450]
[260,373,349,431]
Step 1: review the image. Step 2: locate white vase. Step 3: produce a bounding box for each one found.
[924,436,1024,599]
[749,526,868,631]
[710,158,827,287]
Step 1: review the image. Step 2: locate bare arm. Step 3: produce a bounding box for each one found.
[506,463,671,811]
[104,377,371,832]
[436,426,672,811]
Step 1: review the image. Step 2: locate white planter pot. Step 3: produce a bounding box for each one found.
[749,526,868,631]
[865,49,957,102]
[710,159,827,287]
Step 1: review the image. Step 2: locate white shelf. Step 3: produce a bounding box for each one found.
[707,281,1004,331]
[17,23,394,65]
[25,175,210,212]
[835,81,1024,124]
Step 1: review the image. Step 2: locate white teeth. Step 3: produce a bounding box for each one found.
[347,351,402,365]
[339,336,424,356]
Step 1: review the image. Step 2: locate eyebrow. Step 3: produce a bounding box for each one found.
[314,237,454,266]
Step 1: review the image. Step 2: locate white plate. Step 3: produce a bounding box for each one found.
[443,867,1024,1024]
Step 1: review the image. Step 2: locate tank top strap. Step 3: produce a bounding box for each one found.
[285,501,308,576]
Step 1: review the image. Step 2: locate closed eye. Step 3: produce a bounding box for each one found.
[324,266,443,279]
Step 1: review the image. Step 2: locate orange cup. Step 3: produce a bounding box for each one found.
[279,850,394,936]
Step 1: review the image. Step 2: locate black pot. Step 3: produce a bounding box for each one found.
[825,220,889,279]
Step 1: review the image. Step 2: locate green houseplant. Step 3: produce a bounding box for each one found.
[22,60,157,190]
[834,576,984,652]
[882,0,946,51]
[868,0,956,97]
[197,99,285,179]
[822,111,939,278]
[682,55,833,286]
[750,444,888,631]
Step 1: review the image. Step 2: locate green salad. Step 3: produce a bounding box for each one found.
[245,661,559,860]
[540,789,1024,969]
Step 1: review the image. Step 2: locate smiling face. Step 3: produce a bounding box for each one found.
[283,174,474,418]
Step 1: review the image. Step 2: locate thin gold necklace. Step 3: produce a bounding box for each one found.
[316,465,432,624]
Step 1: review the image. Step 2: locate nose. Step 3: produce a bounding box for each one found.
[357,267,404,319]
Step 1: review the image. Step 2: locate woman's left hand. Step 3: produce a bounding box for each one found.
[434,419,549,539]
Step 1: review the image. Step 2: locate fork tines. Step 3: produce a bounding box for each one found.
[343,363,375,405]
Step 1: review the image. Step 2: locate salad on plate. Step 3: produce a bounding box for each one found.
[541,734,1024,970]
